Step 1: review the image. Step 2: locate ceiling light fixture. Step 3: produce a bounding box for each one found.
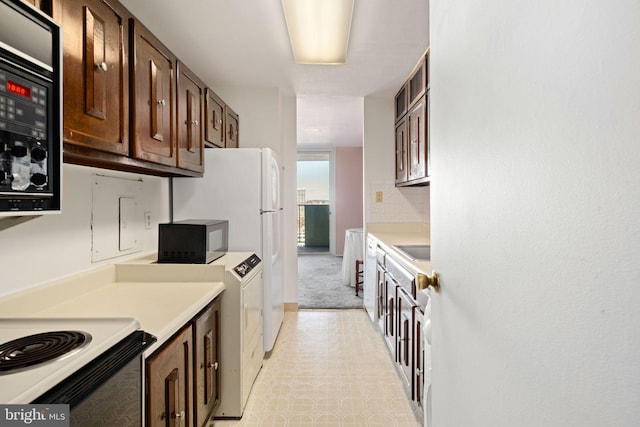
[281,0,355,65]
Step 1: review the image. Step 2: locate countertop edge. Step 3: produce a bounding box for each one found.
[367,230,431,275]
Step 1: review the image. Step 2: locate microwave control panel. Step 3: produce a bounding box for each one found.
[233,254,261,278]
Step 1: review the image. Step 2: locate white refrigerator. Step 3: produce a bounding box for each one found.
[172,148,284,352]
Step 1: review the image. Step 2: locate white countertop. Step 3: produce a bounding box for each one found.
[367,228,431,275]
[367,223,434,303]
[0,259,226,356]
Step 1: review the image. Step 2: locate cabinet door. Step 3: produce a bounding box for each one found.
[26,0,52,15]
[193,299,220,427]
[176,61,204,173]
[55,0,130,155]
[414,308,425,408]
[376,262,386,333]
[394,83,408,122]
[204,88,225,148]
[384,279,397,360]
[224,106,239,148]
[131,20,176,167]
[408,56,427,107]
[397,288,415,396]
[408,95,428,181]
[147,326,193,427]
[395,117,408,184]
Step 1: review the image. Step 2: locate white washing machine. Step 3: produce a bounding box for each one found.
[212,252,264,418]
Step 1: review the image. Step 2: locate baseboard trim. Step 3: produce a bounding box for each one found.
[284,303,298,312]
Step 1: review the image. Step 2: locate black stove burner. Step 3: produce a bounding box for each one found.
[0,331,91,374]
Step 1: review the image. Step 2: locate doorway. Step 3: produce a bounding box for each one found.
[296,151,335,254]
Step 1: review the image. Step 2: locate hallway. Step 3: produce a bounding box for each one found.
[215,310,422,426]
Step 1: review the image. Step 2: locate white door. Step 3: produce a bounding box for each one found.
[431,2,640,425]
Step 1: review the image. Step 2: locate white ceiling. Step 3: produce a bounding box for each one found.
[120,0,429,148]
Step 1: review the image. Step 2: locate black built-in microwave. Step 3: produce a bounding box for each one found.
[0,0,62,215]
[158,219,229,264]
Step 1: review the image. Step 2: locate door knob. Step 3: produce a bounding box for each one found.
[417,271,440,292]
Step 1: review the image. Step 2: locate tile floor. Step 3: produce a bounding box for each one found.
[214,309,422,427]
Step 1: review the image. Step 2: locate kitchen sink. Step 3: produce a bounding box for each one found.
[393,244,430,261]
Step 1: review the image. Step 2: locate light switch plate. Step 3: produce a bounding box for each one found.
[144,211,152,230]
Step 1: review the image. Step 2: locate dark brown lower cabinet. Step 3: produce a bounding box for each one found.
[146,298,221,427]
[414,308,425,409]
[384,278,398,359]
[397,287,417,398]
[193,299,220,427]
[146,326,193,427]
[374,248,427,424]
[376,262,386,332]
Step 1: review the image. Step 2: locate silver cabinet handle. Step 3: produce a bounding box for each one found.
[207,361,219,370]
[157,99,166,106]
[96,62,107,72]
[174,410,185,419]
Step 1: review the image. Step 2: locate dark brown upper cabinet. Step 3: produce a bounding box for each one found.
[204,88,225,148]
[395,117,408,185]
[225,105,239,148]
[395,48,430,187]
[130,18,177,168]
[176,61,204,173]
[35,0,237,176]
[408,54,427,108]
[53,0,130,156]
[407,94,428,184]
[394,83,408,123]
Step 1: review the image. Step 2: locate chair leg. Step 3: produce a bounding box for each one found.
[355,261,359,296]
[355,259,363,296]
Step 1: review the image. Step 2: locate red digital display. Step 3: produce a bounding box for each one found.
[7,80,31,99]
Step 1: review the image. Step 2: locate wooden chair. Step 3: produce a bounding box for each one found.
[355,259,364,296]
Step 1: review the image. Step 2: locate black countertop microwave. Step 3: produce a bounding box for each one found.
[158,219,228,264]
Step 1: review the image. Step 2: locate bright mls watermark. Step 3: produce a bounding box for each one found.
[0,405,69,427]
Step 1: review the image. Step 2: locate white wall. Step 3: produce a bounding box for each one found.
[281,94,298,304]
[214,86,298,304]
[430,0,640,426]
[363,96,430,227]
[0,164,170,298]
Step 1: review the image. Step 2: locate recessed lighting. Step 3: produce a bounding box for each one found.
[281,0,355,65]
